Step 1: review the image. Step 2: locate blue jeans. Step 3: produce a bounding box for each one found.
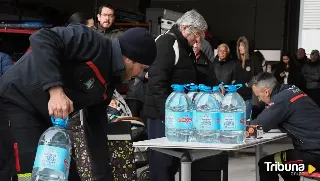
[245,99,252,120]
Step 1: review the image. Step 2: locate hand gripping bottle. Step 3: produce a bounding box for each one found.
[31,117,72,181]
[219,84,246,144]
[194,85,220,143]
[165,84,193,142]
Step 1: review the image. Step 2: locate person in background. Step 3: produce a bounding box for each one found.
[251,50,272,73]
[68,12,95,29]
[250,72,320,181]
[193,40,218,86]
[200,39,215,62]
[296,48,309,69]
[274,52,305,90]
[144,9,207,181]
[301,50,320,107]
[233,36,262,119]
[125,69,148,117]
[0,51,13,76]
[213,43,236,85]
[0,25,157,181]
[96,4,122,39]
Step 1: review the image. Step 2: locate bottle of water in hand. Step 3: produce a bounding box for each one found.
[219,84,246,144]
[165,84,193,142]
[31,117,72,181]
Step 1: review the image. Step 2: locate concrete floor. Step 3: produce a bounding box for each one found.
[138,137,314,181]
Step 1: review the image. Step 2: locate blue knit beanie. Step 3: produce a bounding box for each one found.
[118,27,157,65]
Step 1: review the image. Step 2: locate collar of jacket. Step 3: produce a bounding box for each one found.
[169,25,193,53]
[96,24,116,34]
[196,51,209,66]
[270,83,285,98]
[111,39,125,76]
[214,55,231,65]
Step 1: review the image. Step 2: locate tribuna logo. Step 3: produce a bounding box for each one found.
[265,162,304,173]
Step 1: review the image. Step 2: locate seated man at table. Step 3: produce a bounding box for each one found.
[249,72,320,181]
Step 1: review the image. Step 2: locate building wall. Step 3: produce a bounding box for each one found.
[150,0,288,50]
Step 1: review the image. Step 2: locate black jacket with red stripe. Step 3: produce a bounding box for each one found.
[0,24,119,123]
[250,84,320,155]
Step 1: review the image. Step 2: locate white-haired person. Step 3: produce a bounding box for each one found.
[143,9,208,181]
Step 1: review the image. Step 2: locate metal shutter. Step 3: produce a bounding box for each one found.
[303,0,320,29]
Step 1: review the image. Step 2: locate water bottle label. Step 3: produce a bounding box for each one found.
[195,112,220,130]
[33,145,70,177]
[165,111,193,129]
[220,112,246,131]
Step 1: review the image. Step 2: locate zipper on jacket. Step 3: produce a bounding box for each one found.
[14,143,21,172]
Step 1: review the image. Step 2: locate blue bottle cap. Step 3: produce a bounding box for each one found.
[171,84,185,92]
[199,85,212,92]
[185,83,198,91]
[212,86,220,92]
[51,116,69,128]
[224,84,242,92]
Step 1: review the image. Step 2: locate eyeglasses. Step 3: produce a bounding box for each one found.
[189,27,205,38]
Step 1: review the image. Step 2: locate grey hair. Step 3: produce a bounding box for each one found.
[176,9,208,33]
[250,72,278,90]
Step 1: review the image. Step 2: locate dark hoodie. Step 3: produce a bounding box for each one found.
[233,37,262,100]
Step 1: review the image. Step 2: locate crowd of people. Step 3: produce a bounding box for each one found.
[0,4,320,181]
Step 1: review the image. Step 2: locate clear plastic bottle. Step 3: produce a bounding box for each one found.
[219,84,247,144]
[212,85,224,105]
[185,83,199,104]
[193,84,206,104]
[185,83,198,142]
[194,85,220,143]
[31,117,72,181]
[165,84,193,142]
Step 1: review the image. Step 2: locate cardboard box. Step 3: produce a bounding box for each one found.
[246,125,263,139]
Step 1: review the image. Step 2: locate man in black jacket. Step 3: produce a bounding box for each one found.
[144,9,208,181]
[0,24,156,181]
[249,72,320,181]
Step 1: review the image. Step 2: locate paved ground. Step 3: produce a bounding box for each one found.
[138,137,314,181]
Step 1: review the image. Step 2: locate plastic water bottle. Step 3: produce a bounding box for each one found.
[31,117,72,181]
[219,84,247,144]
[189,84,206,142]
[193,84,206,104]
[165,84,193,142]
[185,83,198,142]
[194,85,220,143]
[212,85,224,105]
[185,83,199,104]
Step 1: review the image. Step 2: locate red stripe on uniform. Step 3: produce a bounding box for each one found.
[86,61,108,100]
[290,94,307,103]
[284,160,303,164]
[14,143,20,172]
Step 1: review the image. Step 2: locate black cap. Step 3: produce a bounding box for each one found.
[118,27,157,65]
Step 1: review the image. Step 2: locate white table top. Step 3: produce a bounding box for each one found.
[133,131,287,151]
